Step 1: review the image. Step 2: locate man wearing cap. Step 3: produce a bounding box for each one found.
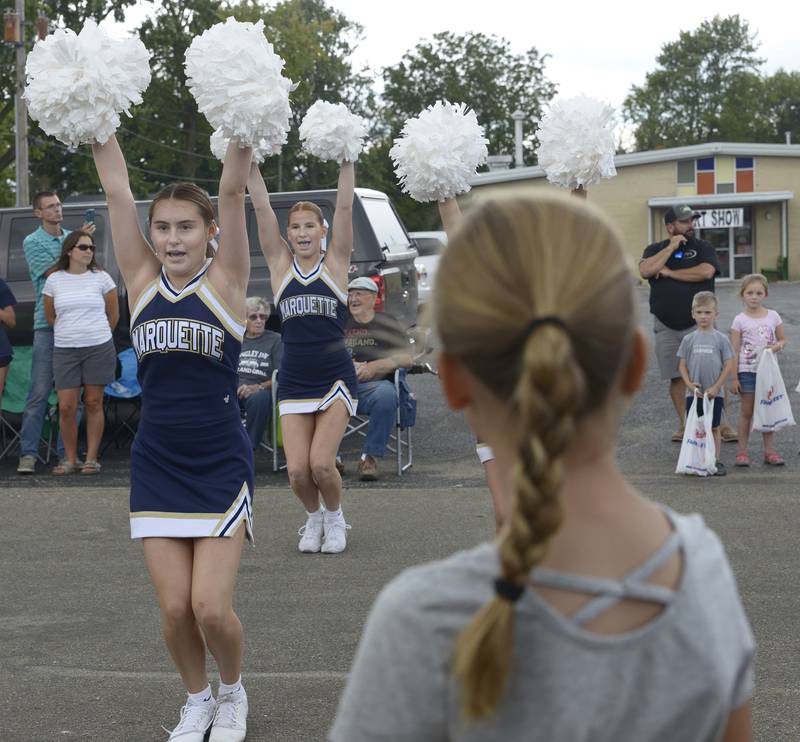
[344,277,414,480]
[640,205,724,441]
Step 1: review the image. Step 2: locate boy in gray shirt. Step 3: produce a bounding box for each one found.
[677,291,736,475]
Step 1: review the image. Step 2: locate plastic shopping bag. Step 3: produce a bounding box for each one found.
[753,349,796,432]
[675,393,717,476]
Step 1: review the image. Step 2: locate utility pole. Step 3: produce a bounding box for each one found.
[13,0,29,207]
[511,110,525,168]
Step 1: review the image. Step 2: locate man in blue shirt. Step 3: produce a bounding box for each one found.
[17,192,93,474]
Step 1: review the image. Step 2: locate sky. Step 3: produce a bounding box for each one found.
[103,0,799,143]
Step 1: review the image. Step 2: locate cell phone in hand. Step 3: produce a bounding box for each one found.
[85,208,95,224]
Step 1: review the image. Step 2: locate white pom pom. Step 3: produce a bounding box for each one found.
[185,18,292,151]
[210,128,273,164]
[24,20,151,147]
[299,101,367,163]
[536,95,617,189]
[390,101,488,203]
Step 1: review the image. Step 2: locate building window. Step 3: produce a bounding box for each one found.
[696,157,715,171]
[717,183,735,194]
[677,159,695,183]
[735,157,755,193]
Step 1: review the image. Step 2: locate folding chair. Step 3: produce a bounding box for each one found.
[256,370,285,472]
[342,368,415,476]
[0,346,59,463]
[101,347,141,455]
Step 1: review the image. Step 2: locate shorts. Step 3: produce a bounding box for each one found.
[686,395,724,428]
[53,339,117,390]
[653,317,695,380]
[737,372,756,394]
[0,354,11,368]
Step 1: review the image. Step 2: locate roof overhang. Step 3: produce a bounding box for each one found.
[648,191,793,207]
[470,142,800,187]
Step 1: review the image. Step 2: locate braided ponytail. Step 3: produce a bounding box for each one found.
[453,323,586,718]
[434,190,636,721]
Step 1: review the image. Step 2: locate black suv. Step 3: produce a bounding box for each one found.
[0,187,418,346]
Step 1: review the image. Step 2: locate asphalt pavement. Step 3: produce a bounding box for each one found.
[2,281,799,741]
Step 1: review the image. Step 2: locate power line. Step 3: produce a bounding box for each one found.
[118,126,216,160]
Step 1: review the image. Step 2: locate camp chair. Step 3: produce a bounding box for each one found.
[101,347,141,455]
[340,368,415,476]
[0,346,59,463]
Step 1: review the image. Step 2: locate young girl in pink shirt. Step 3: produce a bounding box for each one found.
[730,273,786,466]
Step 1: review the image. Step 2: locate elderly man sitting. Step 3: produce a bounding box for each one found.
[344,277,413,480]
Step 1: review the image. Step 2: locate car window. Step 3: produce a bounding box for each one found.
[415,237,445,257]
[246,204,334,258]
[361,197,410,254]
[7,217,39,280]
[7,213,108,281]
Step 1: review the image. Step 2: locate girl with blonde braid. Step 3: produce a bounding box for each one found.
[330,192,754,742]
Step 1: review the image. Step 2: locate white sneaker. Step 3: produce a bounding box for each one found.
[321,510,351,554]
[164,698,216,741]
[210,688,248,742]
[298,511,324,553]
[16,454,36,474]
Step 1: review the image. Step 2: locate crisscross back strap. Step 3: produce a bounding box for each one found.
[531,531,682,627]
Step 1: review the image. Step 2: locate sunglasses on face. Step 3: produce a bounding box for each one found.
[248,313,268,320]
[73,244,95,252]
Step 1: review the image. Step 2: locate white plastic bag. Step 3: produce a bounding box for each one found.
[676,393,717,476]
[752,349,796,432]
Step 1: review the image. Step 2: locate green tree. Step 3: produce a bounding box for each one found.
[623,15,766,150]
[0,1,138,205]
[377,31,556,230]
[760,69,800,145]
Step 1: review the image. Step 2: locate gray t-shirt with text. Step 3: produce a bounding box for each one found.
[677,328,735,398]
[330,507,754,742]
[237,330,282,386]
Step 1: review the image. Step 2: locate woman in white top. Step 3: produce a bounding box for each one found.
[43,229,119,474]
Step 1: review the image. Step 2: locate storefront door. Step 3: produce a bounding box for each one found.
[696,208,754,280]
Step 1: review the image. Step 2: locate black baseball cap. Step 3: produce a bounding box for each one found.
[664,205,700,224]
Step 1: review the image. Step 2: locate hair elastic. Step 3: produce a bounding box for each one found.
[494,577,525,603]
[523,315,567,339]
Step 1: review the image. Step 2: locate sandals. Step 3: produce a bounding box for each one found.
[734,452,750,467]
[80,460,102,475]
[764,452,785,466]
[52,461,79,475]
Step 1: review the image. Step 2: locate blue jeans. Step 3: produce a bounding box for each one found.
[20,328,64,458]
[241,388,273,449]
[357,380,397,457]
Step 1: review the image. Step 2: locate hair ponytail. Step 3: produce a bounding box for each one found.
[434,191,635,721]
[453,324,585,718]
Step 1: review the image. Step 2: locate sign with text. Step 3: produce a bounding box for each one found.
[695,208,744,229]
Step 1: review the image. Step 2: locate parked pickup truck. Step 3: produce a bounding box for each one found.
[0,187,419,347]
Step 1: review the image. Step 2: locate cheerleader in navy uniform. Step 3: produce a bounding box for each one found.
[248,161,356,554]
[91,135,253,742]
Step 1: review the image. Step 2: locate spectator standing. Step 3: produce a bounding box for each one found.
[639,205,722,442]
[237,297,282,450]
[17,192,93,473]
[43,230,118,474]
[0,276,17,407]
[344,277,413,480]
[677,292,736,476]
[330,192,753,742]
[730,273,786,467]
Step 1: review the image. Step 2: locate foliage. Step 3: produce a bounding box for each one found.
[623,15,766,149]
[1,1,138,205]
[378,31,556,229]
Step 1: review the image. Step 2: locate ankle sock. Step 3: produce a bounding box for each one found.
[187,684,213,705]
[219,677,243,696]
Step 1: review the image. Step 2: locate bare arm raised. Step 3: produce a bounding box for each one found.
[247,163,292,295]
[438,198,461,237]
[91,136,161,307]
[207,141,253,314]
[323,161,355,288]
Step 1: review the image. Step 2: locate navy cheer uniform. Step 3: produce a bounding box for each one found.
[128,259,254,541]
[275,257,357,415]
